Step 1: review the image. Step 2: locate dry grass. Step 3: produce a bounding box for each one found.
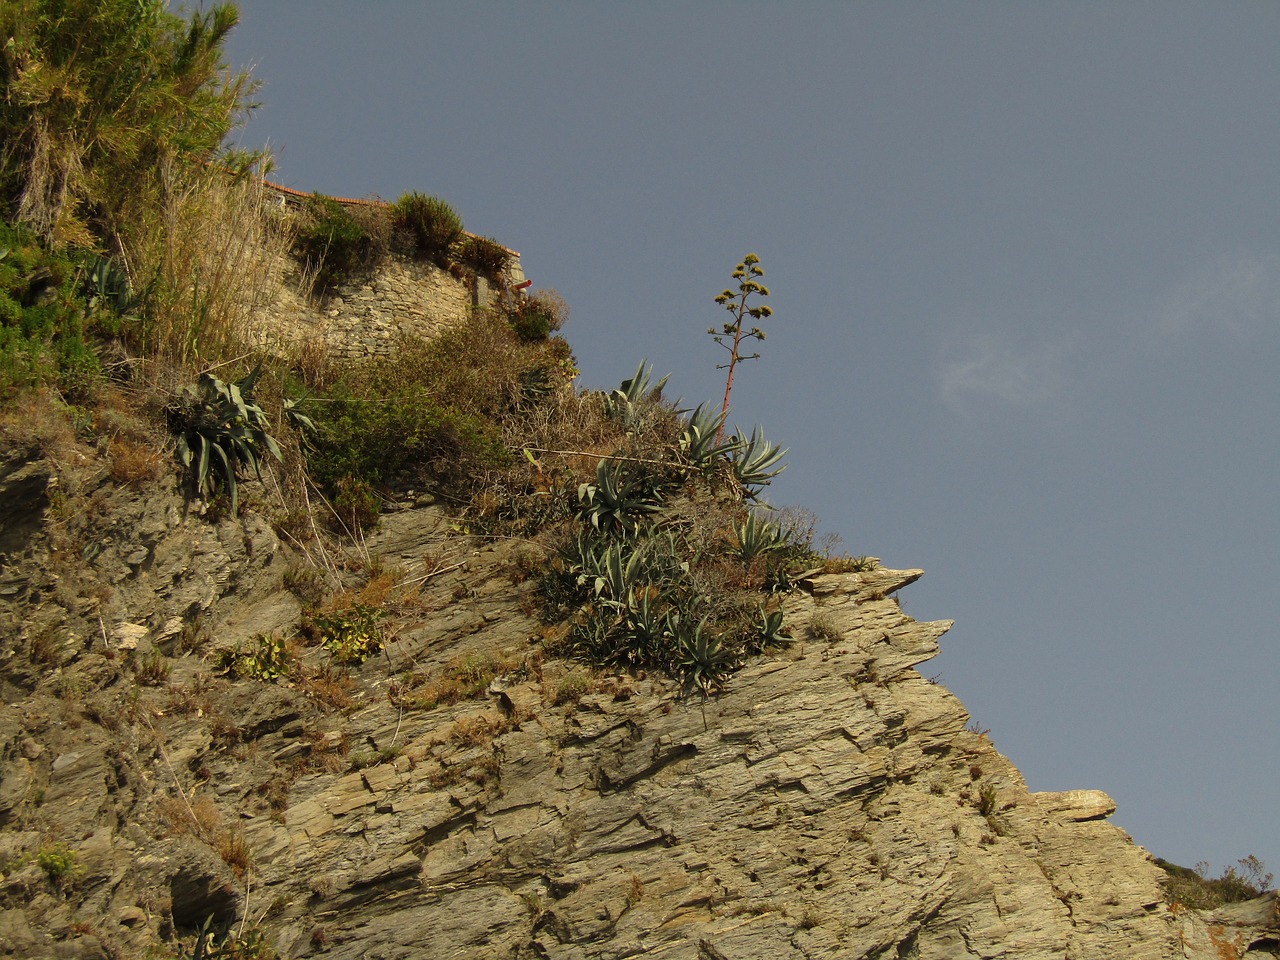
[106,436,164,484]
[121,161,294,370]
[294,664,355,711]
[158,792,220,839]
[450,714,504,748]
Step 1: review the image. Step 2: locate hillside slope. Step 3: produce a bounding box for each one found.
[0,450,1275,959]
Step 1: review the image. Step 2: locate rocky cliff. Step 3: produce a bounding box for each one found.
[0,444,1275,959]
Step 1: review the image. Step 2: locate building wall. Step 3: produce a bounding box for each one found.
[251,183,525,360]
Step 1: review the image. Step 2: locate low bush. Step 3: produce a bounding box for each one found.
[506,289,568,342]
[299,312,577,521]
[1157,856,1273,909]
[391,192,462,265]
[305,387,507,504]
[294,194,380,291]
[36,843,81,890]
[0,220,105,400]
[456,235,511,278]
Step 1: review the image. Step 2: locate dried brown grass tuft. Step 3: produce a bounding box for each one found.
[121,162,294,370]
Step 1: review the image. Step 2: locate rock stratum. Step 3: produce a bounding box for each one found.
[0,454,1276,959]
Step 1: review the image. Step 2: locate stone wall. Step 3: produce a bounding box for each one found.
[251,186,526,361]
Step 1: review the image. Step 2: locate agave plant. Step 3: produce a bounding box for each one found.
[678,402,736,469]
[601,359,670,431]
[733,510,786,563]
[84,254,137,315]
[596,543,649,604]
[755,605,791,648]
[730,426,787,498]
[553,532,609,599]
[171,364,281,515]
[674,615,736,694]
[576,458,663,536]
[619,588,671,664]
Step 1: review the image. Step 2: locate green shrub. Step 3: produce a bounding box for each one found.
[294,194,377,290]
[36,843,80,890]
[306,388,508,502]
[504,290,567,343]
[0,0,254,248]
[0,220,103,399]
[310,606,383,666]
[217,634,290,682]
[456,234,511,278]
[300,313,566,513]
[391,192,462,265]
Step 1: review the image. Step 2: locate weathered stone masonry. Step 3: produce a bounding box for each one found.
[251,182,526,361]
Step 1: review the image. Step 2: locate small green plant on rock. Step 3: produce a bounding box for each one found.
[676,615,737,694]
[217,634,290,682]
[36,843,80,891]
[310,606,383,666]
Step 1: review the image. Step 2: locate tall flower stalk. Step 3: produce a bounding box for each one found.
[709,253,773,441]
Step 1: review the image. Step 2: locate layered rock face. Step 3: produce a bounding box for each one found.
[0,482,1275,958]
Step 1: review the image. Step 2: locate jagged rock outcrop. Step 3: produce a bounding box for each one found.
[0,460,1275,958]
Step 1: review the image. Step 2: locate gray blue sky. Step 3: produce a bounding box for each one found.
[225,2,1280,877]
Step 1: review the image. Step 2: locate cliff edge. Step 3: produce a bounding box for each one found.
[0,466,1274,959]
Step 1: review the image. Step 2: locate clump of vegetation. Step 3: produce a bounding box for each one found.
[506,289,568,342]
[36,842,81,891]
[173,914,280,960]
[0,0,255,249]
[1157,856,1273,909]
[308,605,383,666]
[390,651,529,712]
[293,194,380,290]
[0,221,103,400]
[166,364,282,515]
[524,361,810,693]
[392,192,463,265]
[216,633,291,682]
[456,234,511,279]
[297,309,574,530]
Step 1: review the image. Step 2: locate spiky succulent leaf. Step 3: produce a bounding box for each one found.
[602,359,671,432]
[734,511,786,562]
[576,458,663,536]
[730,426,787,497]
[679,402,735,468]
